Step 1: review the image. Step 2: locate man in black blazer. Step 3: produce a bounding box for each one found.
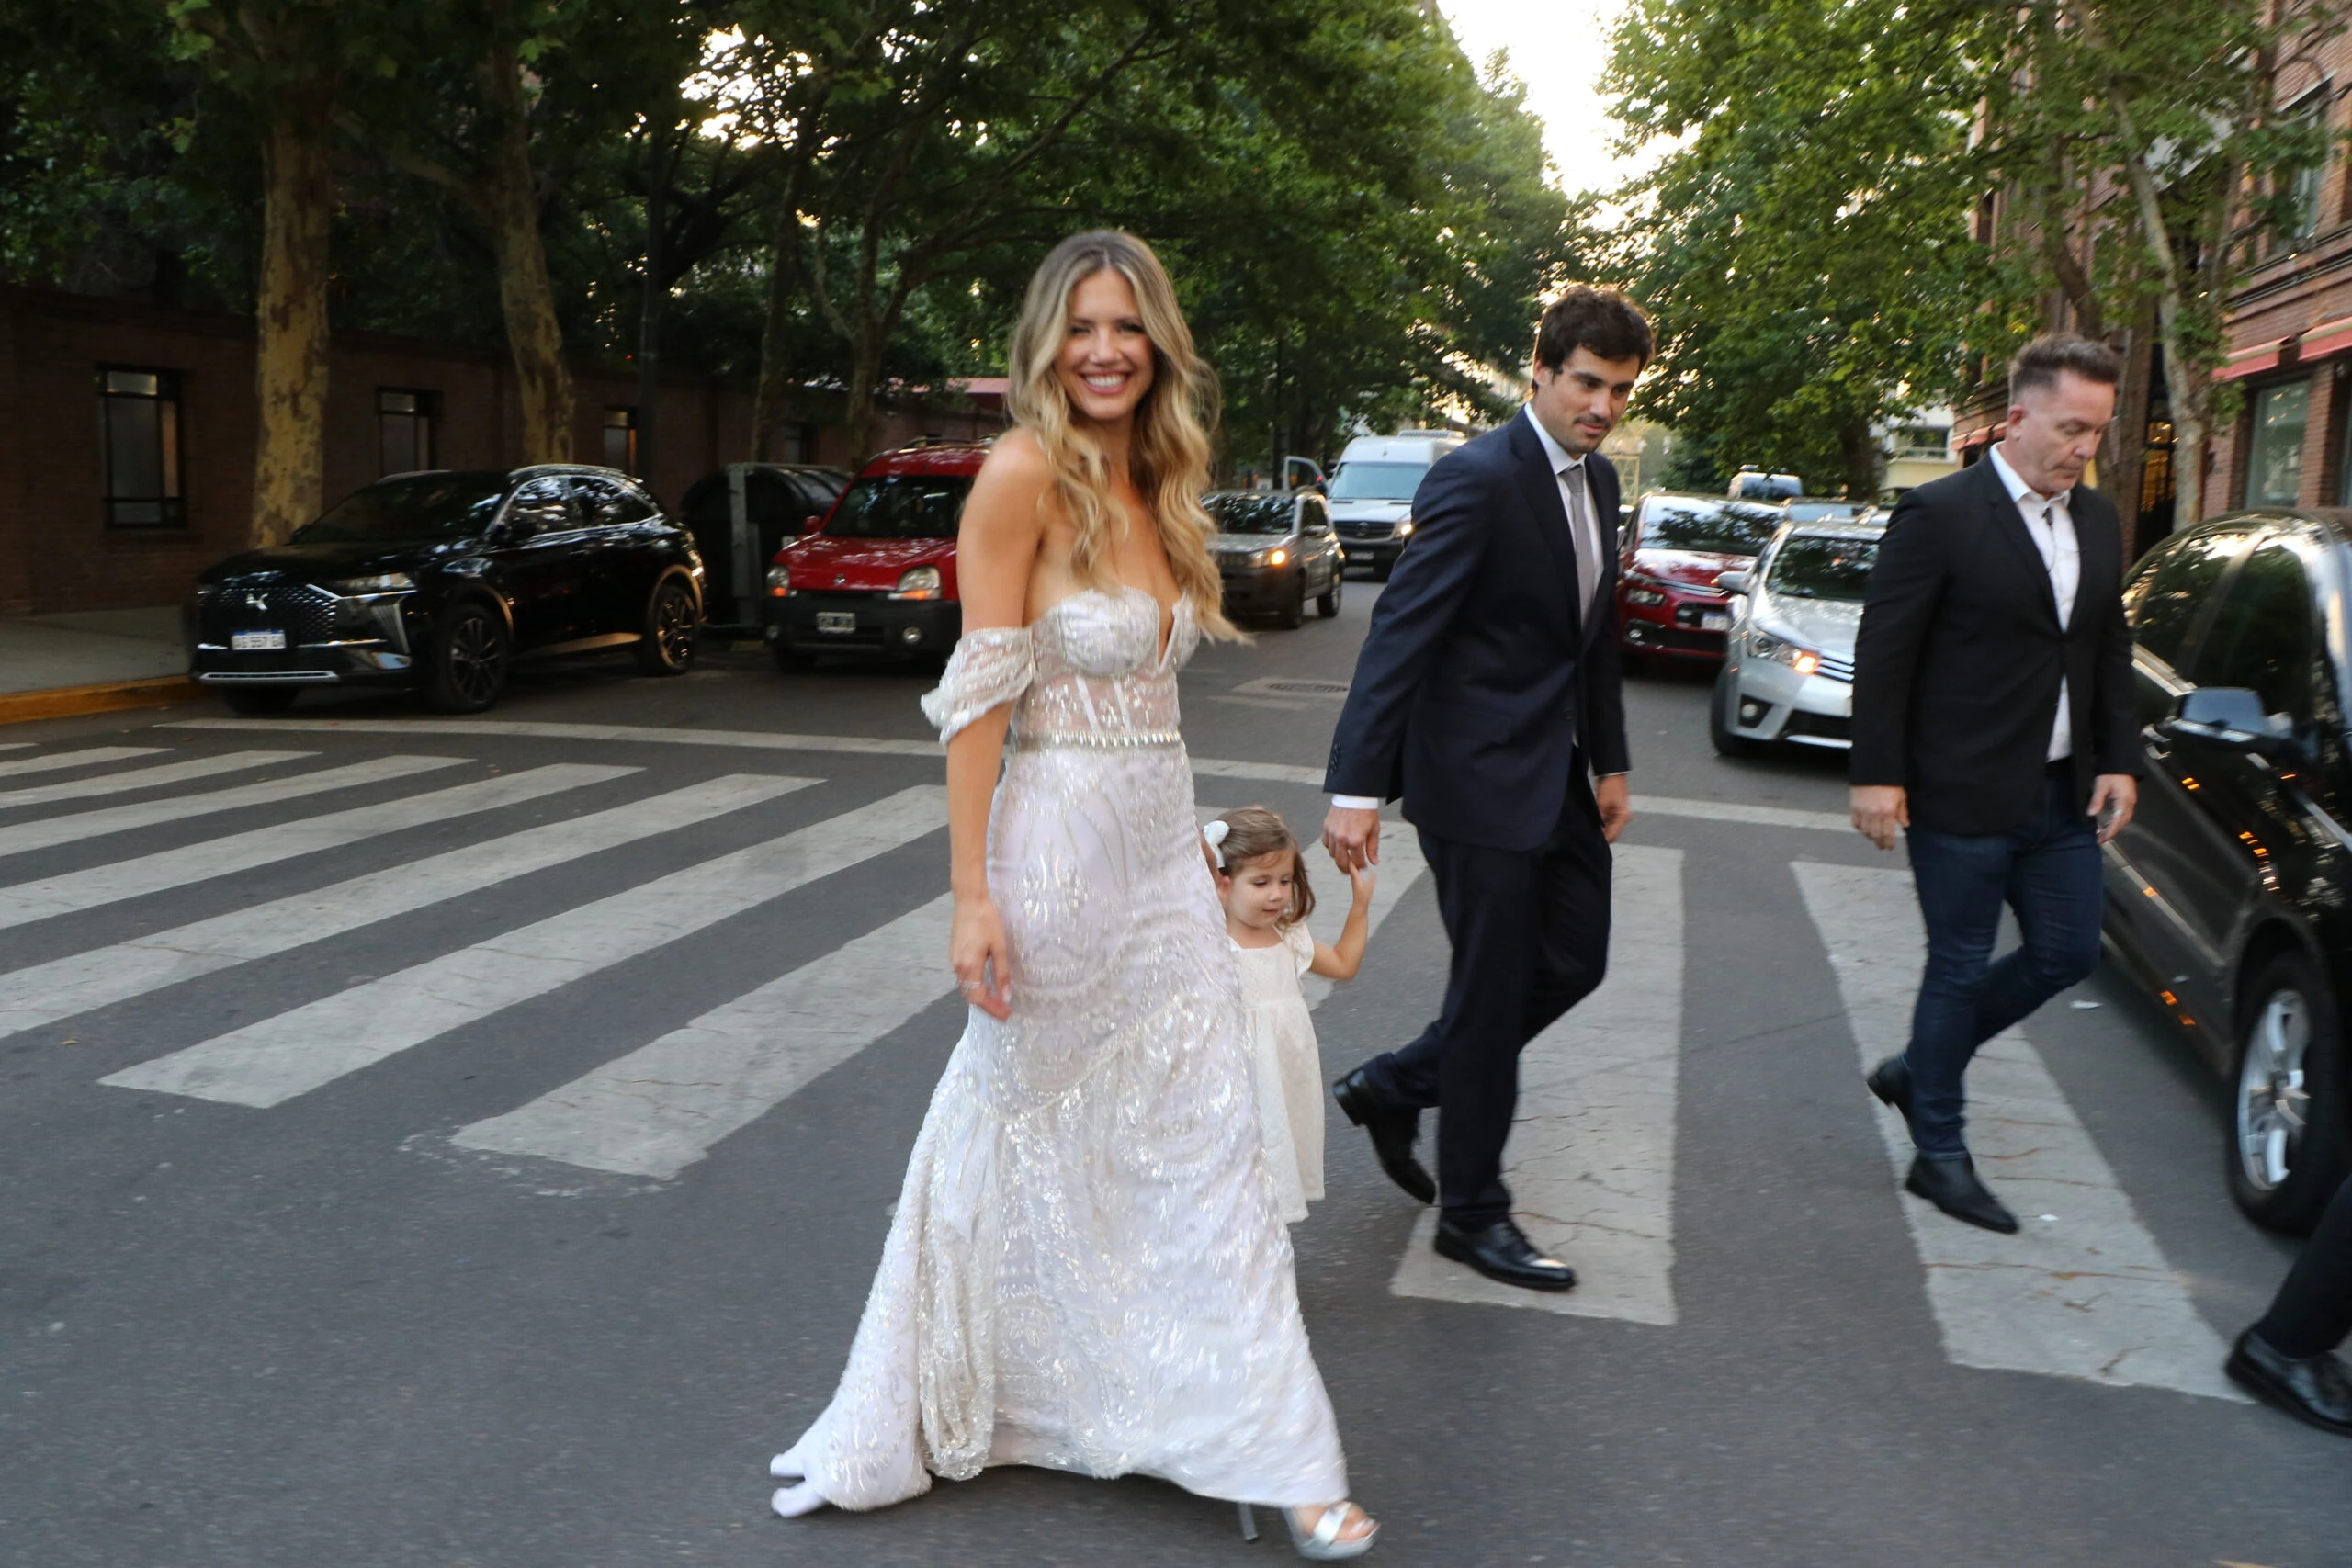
[1320,286,1647,1291]
[1850,333,2143,1233]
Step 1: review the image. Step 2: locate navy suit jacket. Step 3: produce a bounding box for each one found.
[1322,412,1630,852]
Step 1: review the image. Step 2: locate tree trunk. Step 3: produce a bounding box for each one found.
[249,95,335,548]
[633,132,673,485]
[481,37,572,464]
[1837,413,1882,501]
[752,195,807,462]
[841,311,888,469]
[2109,305,2156,559]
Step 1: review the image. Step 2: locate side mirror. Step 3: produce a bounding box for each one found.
[1718,569,1751,594]
[802,513,821,534]
[2166,687,2294,750]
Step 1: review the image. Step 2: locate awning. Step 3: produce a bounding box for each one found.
[2300,314,2352,361]
[2215,340,2289,380]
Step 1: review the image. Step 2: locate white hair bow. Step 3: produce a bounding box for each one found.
[1202,818,1231,869]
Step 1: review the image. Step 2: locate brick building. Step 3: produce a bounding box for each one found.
[0,285,1006,616]
[1953,21,2352,557]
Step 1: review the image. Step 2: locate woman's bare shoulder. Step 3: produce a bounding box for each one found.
[966,429,1058,537]
[978,426,1052,486]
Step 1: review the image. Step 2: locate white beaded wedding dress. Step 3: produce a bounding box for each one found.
[769,585,1349,1515]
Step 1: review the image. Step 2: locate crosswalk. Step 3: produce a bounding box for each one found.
[0,735,2246,1405]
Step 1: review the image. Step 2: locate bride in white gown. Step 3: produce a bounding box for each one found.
[767,231,1376,1558]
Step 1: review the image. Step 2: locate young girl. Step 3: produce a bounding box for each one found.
[1205,807,1374,1224]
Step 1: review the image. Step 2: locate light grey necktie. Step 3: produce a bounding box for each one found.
[1564,463,1601,618]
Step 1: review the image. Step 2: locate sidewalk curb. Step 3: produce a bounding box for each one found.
[0,676,204,727]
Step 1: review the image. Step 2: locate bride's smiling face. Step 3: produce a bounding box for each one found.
[1056,268,1155,427]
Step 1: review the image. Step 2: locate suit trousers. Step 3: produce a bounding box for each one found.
[1359,767,1613,1224]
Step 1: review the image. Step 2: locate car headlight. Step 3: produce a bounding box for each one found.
[889,564,944,601]
[1268,548,1288,567]
[1396,519,1414,536]
[1624,583,1669,607]
[1750,628,1821,676]
[765,562,792,598]
[327,572,414,595]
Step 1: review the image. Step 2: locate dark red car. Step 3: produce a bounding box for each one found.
[762,442,983,667]
[1615,491,1784,663]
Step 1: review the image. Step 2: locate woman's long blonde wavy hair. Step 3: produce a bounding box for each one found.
[1005,231,1238,640]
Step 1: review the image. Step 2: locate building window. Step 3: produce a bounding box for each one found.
[603,407,637,473]
[2247,379,2312,508]
[96,367,185,527]
[1892,425,1950,460]
[378,389,439,476]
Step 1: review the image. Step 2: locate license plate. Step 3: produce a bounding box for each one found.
[231,630,287,650]
[814,611,857,635]
[1700,612,1732,632]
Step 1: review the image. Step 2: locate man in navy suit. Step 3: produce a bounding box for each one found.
[1321,286,1648,1291]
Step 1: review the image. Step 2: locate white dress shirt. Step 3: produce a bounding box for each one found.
[1986,442,2081,762]
[1331,406,1618,812]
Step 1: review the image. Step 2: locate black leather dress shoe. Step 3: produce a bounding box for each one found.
[1331,1067,1435,1205]
[1866,1055,1914,1126]
[1433,1216,1577,1292]
[1904,1154,2018,1234]
[2227,1328,2352,1437]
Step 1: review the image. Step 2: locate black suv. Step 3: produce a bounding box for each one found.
[187,466,704,716]
[2104,507,2352,1231]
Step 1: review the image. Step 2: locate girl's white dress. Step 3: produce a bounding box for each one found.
[771,586,1347,1512]
[1233,922,1325,1224]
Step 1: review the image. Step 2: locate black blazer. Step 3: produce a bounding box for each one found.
[1849,456,2141,836]
[1323,412,1630,852]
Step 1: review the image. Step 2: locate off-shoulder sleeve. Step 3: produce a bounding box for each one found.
[920,626,1035,743]
[1284,920,1317,977]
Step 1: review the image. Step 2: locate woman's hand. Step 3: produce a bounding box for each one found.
[951,894,1014,1020]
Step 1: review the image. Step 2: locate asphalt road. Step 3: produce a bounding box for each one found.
[2,581,2342,1568]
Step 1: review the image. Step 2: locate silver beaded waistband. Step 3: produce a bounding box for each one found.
[1012,728,1184,751]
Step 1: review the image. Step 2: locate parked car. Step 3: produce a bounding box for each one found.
[2100,508,2352,1233]
[1785,499,1870,525]
[763,443,980,666]
[1709,517,1882,754]
[1729,467,1803,502]
[678,462,850,632]
[1207,490,1344,627]
[186,465,703,716]
[1326,430,1463,579]
[1615,492,1784,663]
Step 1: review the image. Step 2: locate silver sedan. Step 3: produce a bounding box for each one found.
[1709,519,1883,756]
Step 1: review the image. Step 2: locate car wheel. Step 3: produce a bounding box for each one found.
[1317,572,1342,617]
[220,684,300,716]
[423,599,510,714]
[2229,947,2350,1234]
[634,576,699,677]
[1708,665,1767,759]
[1277,578,1306,629]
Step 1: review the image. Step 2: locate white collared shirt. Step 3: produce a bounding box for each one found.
[1986,442,2081,762]
[1330,405,1620,812]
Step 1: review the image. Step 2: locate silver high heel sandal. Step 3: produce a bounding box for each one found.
[1236,1501,1377,1560]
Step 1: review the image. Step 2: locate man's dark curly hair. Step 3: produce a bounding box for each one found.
[1534,285,1655,373]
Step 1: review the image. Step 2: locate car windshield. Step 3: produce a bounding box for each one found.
[1329,462,1426,502]
[1639,499,1780,557]
[1785,501,1861,525]
[821,474,972,539]
[1770,536,1879,600]
[1206,494,1295,536]
[292,471,509,544]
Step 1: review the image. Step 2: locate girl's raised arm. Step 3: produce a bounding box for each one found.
[1308,864,1376,981]
[941,435,1051,1020]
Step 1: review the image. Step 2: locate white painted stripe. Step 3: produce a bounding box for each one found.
[170,720,1858,833]
[0,774,811,1038]
[1792,861,2243,1400]
[453,894,956,1178]
[0,750,311,808]
[1390,846,1685,1325]
[0,754,464,860]
[0,762,625,930]
[103,786,948,1108]
[0,744,32,751]
[0,746,166,778]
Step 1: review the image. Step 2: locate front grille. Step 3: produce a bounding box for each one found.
[198,583,337,646]
[1785,710,1851,742]
[1337,522,1394,542]
[794,588,885,603]
[1624,621,1725,655]
[1816,650,1855,682]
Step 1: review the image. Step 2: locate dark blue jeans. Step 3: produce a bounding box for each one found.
[1900,768,2103,1158]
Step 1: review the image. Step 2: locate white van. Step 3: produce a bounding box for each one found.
[1326,430,1462,579]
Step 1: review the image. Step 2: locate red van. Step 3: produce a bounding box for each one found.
[761,442,984,668]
